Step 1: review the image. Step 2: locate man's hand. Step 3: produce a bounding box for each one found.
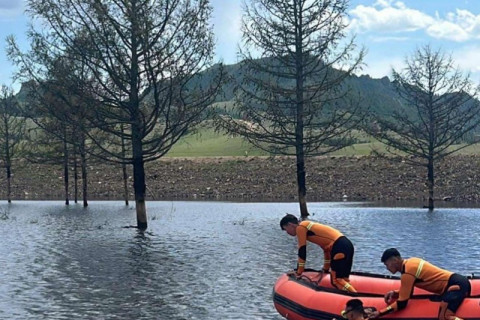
[368,311,380,319]
[384,290,398,304]
[286,270,301,278]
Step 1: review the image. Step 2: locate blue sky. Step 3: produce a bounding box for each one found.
[2,0,480,91]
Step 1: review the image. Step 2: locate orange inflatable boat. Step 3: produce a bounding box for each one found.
[273,270,480,320]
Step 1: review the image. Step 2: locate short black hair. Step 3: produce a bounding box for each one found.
[280,214,298,230]
[381,248,401,263]
[345,298,364,313]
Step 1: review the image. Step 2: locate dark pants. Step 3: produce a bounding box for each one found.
[330,236,354,278]
[441,273,471,312]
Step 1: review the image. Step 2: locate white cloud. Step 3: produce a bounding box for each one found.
[369,36,410,42]
[426,20,470,42]
[349,2,480,42]
[349,3,434,33]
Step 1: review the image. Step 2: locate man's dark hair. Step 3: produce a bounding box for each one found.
[280,214,298,230]
[345,298,364,313]
[381,248,401,263]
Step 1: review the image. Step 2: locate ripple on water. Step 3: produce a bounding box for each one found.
[0,201,479,319]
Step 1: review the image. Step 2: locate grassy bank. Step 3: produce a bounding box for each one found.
[166,127,480,157]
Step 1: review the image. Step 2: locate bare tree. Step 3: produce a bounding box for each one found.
[15,78,89,206]
[9,0,223,229]
[45,55,110,208]
[366,45,480,210]
[217,0,364,218]
[0,85,26,203]
[21,93,74,206]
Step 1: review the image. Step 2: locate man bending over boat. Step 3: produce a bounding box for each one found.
[369,248,470,320]
[280,214,357,292]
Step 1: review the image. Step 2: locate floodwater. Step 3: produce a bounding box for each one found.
[0,201,479,319]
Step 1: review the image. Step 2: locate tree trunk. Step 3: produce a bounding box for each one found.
[63,131,69,206]
[132,138,147,230]
[81,144,88,207]
[5,132,12,203]
[296,154,309,218]
[294,2,308,219]
[122,163,129,206]
[6,164,11,203]
[73,154,78,204]
[132,123,147,229]
[129,6,147,229]
[121,125,129,206]
[427,158,434,210]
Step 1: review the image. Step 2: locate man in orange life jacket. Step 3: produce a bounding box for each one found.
[369,248,471,320]
[280,214,357,292]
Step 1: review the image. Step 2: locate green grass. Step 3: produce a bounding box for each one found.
[167,126,480,157]
[166,127,269,157]
[21,115,480,158]
[16,113,480,157]
[167,126,386,157]
[331,141,388,156]
[452,143,480,155]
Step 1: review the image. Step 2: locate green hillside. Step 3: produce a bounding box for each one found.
[166,127,269,157]
[213,60,408,117]
[166,125,480,157]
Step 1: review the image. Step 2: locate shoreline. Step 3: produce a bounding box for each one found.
[1,155,480,204]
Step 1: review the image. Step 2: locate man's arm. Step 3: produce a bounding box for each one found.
[377,273,415,316]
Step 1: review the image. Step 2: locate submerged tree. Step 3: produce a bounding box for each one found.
[9,0,223,229]
[23,123,72,204]
[0,85,26,203]
[14,73,92,207]
[217,0,364,218]
[366,45,480,210]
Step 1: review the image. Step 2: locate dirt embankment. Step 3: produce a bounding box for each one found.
[1,155,480,203]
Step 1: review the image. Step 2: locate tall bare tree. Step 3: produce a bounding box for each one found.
[9,0,222,229]
[217,0,364,218]
[20,89,75,206]
[14,77,89,206]
[47,55,96,208]
[366,45,480,210]
[0,85,26,203]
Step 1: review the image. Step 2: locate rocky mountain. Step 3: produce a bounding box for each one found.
[207,59,406,117]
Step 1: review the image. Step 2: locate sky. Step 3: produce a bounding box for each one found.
[1,0,480,91]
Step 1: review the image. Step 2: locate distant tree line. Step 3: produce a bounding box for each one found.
[1,0,479,229]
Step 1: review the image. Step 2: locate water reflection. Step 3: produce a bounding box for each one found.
[0,201,479,319]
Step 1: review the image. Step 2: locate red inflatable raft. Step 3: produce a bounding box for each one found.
[273,270,480,320]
